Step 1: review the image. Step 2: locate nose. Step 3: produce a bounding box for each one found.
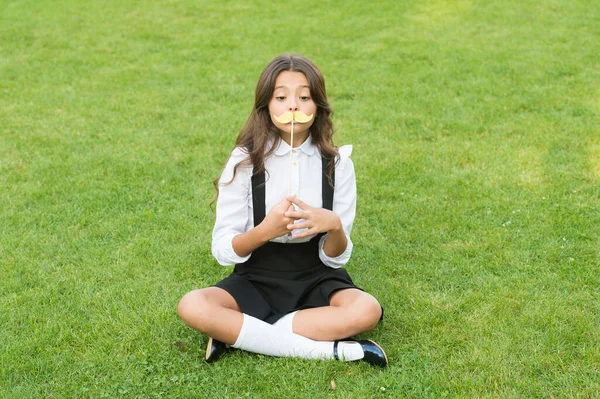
[288,98,299,111]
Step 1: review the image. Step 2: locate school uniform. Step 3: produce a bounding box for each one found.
[212,135,362,324]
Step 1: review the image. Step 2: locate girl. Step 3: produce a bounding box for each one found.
[178,54,387,367]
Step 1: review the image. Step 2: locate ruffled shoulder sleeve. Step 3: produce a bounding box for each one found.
[338,144,353,159]
[335,144,353,174]
[219,147,251,184]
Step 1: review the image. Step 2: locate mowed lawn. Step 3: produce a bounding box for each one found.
[1,0,599,397]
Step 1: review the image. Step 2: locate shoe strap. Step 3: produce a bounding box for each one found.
[333,341,339,360]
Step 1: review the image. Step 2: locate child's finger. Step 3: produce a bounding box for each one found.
[286,195,311,210]
[290,227,316,238]
[287,221,309,230]
[280,198,293,207]
[284,209,305,219]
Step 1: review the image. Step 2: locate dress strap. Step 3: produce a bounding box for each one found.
[251,169,266,227]
[251,150,335,227]
[246,143,266,227]
[321,153,335,211]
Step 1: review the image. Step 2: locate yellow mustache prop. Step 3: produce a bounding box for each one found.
[273,111,314,124]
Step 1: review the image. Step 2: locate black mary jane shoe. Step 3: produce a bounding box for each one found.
[205,337,229,363]
[334,340,388,368]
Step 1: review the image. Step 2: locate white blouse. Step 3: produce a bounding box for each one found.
[211,135,356,269]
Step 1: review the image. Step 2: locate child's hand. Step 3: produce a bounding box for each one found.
[261,197,296,240]
[284,196,343,238]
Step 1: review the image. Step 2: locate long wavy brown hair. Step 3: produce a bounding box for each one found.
[214,54,339,197]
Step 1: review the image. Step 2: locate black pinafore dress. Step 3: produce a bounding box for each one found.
[214,155,362,324]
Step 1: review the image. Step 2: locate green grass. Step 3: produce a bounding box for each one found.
[1,0,599,397]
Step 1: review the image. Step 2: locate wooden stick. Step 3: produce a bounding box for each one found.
[289,119,294,195]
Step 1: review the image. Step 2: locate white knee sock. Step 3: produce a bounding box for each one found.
[232,314,364,361]
[272,311,297,333]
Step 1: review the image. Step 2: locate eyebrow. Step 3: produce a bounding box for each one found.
[274,85,311,90]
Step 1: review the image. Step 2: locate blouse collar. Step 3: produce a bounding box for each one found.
[272,134,316,156]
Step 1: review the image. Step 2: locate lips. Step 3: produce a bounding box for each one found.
[273,111,314,124]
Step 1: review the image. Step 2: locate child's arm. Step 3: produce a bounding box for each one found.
[212,148,254,266]
[321,222,349,258]
[321,146,356,267]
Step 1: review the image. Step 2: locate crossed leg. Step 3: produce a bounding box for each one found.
[178,287,382,343]
[178,287,244,345]
[292,288,383,341]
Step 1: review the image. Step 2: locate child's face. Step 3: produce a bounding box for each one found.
[268,71,317,139]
